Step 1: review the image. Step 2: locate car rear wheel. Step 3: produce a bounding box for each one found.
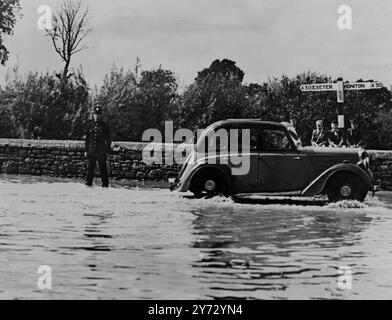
[326,173,368,202]
[191,170,229,199]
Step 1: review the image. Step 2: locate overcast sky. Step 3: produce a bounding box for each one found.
[1,0,392,89]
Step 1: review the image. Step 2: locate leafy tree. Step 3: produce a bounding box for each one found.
[0,0,22,65]
[96,66,179,141]
[0,66,89,139]
[181,59,246,130]
[366,106,392,150]
[95,66,138,141]
[136,68,179,137]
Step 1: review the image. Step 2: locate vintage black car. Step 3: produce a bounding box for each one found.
[171,119,375,202]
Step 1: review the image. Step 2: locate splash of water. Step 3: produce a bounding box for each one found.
[326,196,384,209]
[186,193,387,212]
[326,200,369,209]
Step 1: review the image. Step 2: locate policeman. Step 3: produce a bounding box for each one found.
[84,105,112,187]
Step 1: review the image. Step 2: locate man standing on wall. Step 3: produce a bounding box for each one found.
[85,104,112,187]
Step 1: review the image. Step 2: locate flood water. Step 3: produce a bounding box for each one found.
[0,174,392,300]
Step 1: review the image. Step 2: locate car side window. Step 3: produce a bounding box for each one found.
[236,127,261,152]
[204,126,260,153]
[261,129,292,151]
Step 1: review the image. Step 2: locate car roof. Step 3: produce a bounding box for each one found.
[209,119,287,129]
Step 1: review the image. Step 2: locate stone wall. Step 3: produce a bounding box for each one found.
[0,139,191,182]
[0,139,391,191]
[369,150,392,191]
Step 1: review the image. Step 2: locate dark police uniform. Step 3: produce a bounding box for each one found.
[85,107,112,187]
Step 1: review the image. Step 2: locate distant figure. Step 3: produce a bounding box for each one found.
[289,118,297,129]
[289,117,303,147]
[32,126,42,140]
[311,120,328,147]
[290,117,299,134]
[346,119,364,148]
[328,121,345,147]
[85,105,112,187]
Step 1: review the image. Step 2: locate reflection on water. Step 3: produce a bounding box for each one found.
[0,174,392,299]
[191,201,376,299]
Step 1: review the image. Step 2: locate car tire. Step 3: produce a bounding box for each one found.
[191,170,229,199]
[327,173,368,202]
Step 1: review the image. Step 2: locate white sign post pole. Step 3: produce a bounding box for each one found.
[337,77,345,128]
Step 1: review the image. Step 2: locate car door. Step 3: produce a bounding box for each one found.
[229,126,263,193]
[257,127,310,193]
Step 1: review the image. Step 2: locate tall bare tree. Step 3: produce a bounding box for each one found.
[46,0,91,80]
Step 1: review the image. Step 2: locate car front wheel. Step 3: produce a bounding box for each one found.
[190,170,229,199]
[326,173,368,202]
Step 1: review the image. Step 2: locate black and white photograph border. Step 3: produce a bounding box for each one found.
[0,0,392,302]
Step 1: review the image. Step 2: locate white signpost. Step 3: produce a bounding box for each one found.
[300,78,384,128]
[300,81,383,92]
[300,84,337,92]
[344,82,383,90]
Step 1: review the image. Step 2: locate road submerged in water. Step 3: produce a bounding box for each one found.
[0,174,392,299]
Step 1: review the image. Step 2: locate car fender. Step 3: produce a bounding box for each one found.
[301,163,372,197]
[180,160,233,193]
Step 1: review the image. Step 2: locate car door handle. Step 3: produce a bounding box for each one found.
[293,156,301,160]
